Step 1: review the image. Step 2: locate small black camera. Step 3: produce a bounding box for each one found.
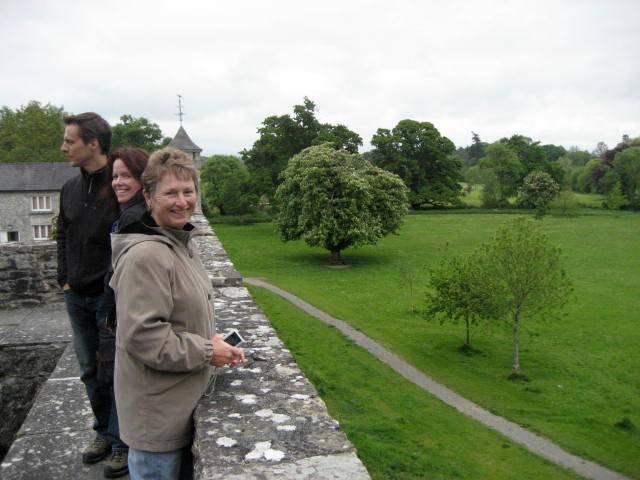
[223,328,245,347]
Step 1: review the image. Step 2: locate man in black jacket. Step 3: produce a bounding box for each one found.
[57,112,127,478]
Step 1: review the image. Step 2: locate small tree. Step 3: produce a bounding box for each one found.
[426,254,500,351]
[480,170,505,208]
[480,218,572,377]
[400,264,424,314]
[604,181,629,210]
[516,170,560,218]
[200,155,258,215]
[275,144,408,265]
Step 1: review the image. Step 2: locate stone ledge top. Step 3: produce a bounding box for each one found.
[0,218,370,479]
[193,287,368,479]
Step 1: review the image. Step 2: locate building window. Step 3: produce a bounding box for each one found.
[31,195,52,212]
[0,231,19,243]
[33,225,51,241]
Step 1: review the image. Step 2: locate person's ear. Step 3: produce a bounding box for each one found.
[143,190,152,210]
[88,138,100,151]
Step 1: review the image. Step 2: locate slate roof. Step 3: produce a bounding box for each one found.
[168,126,202,153]
[0,162,77,192]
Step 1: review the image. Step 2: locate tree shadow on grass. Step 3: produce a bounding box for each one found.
[281,250,397,269]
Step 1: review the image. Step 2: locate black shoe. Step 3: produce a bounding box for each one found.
[103,448,129,478]
[82,435,111,464]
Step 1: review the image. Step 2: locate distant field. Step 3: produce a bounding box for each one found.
[460,184,606,210]
[460,183,484,207]
[573,191,606,208]
[214,212,640,478]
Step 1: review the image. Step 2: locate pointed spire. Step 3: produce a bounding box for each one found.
[168,125,202,154]
[176,94,184,126]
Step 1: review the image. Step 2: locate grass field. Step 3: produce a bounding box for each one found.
[249,286,581,479]
[572,192,606,208]
[214,212,640,478]
[460,184,606,210]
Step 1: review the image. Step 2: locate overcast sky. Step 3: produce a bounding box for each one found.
[1,0,638,156]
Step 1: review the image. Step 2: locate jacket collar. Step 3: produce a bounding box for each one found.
[80,165,109,179]
[142,212,196,248]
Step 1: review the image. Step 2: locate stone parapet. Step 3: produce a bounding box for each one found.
[0,216,369,479]
[193,285,369,479]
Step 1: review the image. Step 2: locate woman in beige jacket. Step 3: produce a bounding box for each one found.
[110,148,244,480]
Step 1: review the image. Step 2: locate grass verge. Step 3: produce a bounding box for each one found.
[248,285,581,480]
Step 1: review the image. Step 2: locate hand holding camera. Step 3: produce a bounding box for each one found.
[209,329,246,367]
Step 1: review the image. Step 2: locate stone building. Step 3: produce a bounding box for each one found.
[0,163,76,245]
[168,125,204,212]
[168,125,203,168]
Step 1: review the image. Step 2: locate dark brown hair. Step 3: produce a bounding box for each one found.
[108,147,150,183]
[63,112,112,154]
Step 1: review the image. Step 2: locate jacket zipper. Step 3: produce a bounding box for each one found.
[84,174,94,207]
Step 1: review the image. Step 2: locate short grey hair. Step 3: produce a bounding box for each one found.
[142,147,199,195]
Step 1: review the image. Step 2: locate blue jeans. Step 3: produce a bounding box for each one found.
[64,289,126,450]
[129,447,191,480]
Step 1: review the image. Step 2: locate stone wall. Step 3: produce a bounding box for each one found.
[189,214,370,478]
[0,242,61,309]
[0,214,370,479]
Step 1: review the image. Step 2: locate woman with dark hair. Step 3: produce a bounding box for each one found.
[98,147,150,478]
[109,147,149,233]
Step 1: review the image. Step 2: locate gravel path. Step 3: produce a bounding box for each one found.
[245,277,630,480]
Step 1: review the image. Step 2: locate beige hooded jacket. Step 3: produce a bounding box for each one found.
[110,223,215,452]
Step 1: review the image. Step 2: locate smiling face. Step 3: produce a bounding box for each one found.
[112,159,143,204]
[145,172,196,229]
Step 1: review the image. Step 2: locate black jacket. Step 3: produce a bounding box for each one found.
[102,192,148,329]
[57,166,118,295]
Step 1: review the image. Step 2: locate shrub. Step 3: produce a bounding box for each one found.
[517,171,560,217]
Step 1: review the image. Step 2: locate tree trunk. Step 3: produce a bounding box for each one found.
[328,249,346,266]
[511,311,521,375]
[465,315,470,347]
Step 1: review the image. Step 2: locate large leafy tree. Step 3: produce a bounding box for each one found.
[275,144,408,265]
[479,143,523,203]
[572,137,640,199]
[200,155,258,215]
[468,131,487,165]
[242,98,362,199]
[111,114,170,152]
[612,146,640,208]
[500,135,564,185]
[0,101,66,163]
[370,119,461,208]
[500,135,547,174]
[540,144,566,163]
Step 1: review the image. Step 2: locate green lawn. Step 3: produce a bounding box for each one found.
[460,183,484,207]
[573,192,606,208]
[249,286,580,479]
[460,184,606,210]
[214,212,640,478]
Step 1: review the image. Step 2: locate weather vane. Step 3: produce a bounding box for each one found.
[176,94,185,126]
